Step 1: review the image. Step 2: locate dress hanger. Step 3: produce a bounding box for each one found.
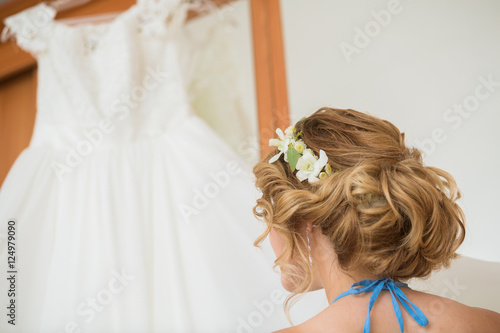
[50,0,232,26]
[1,0,233,43]
[48,0,124,26]
[50,0,93,12]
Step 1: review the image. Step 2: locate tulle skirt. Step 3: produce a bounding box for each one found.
[0,114,290,332]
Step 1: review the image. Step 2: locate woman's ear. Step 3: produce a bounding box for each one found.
[309,223,336,263]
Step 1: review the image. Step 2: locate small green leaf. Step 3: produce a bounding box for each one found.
[287,147,300,171]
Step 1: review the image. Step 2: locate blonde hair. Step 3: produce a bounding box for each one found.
[252,107,466,323]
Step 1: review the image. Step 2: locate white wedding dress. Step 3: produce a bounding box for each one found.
[0,1,290,332]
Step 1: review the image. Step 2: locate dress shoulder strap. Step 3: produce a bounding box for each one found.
[2,2,56,56]
[331,278,429,333]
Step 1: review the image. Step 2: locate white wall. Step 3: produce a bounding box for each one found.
[280,0,500,263]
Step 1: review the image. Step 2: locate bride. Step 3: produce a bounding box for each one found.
[252,107,500,332]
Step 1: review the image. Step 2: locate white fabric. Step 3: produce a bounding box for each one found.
[0,1,290,332]
[179,13,259,160]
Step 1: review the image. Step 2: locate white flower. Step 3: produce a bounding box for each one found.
[269,128,291,163]
[294,140,306,154]
[303,148,314,156]
[296,149,329,183]
[324,164,332,175]
[284,126,296,138]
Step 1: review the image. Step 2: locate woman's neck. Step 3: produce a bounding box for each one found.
[309,226,379,304]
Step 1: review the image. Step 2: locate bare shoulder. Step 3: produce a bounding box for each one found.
[468,305,500,331]
[271,290,500,333]
[403,289,500,332]
[385,289,500,332]
[272,326,303,333]
[271,321,328,333]
[273,299,363,333]
[269,311,340,333]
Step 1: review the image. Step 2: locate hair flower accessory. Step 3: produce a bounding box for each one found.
[268,122,335,183]
[268,128,290,163]
[296,149,329,183]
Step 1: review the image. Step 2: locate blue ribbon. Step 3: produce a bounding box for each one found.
[331,278,429,333]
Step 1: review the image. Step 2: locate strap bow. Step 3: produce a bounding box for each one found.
[332,277,429,333]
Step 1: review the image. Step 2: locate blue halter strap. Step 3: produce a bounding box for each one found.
[331,278,429,333]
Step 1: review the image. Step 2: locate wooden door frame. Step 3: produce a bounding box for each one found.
[250,0,290,159]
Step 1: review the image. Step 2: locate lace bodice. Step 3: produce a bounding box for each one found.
[4,0,193,149]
